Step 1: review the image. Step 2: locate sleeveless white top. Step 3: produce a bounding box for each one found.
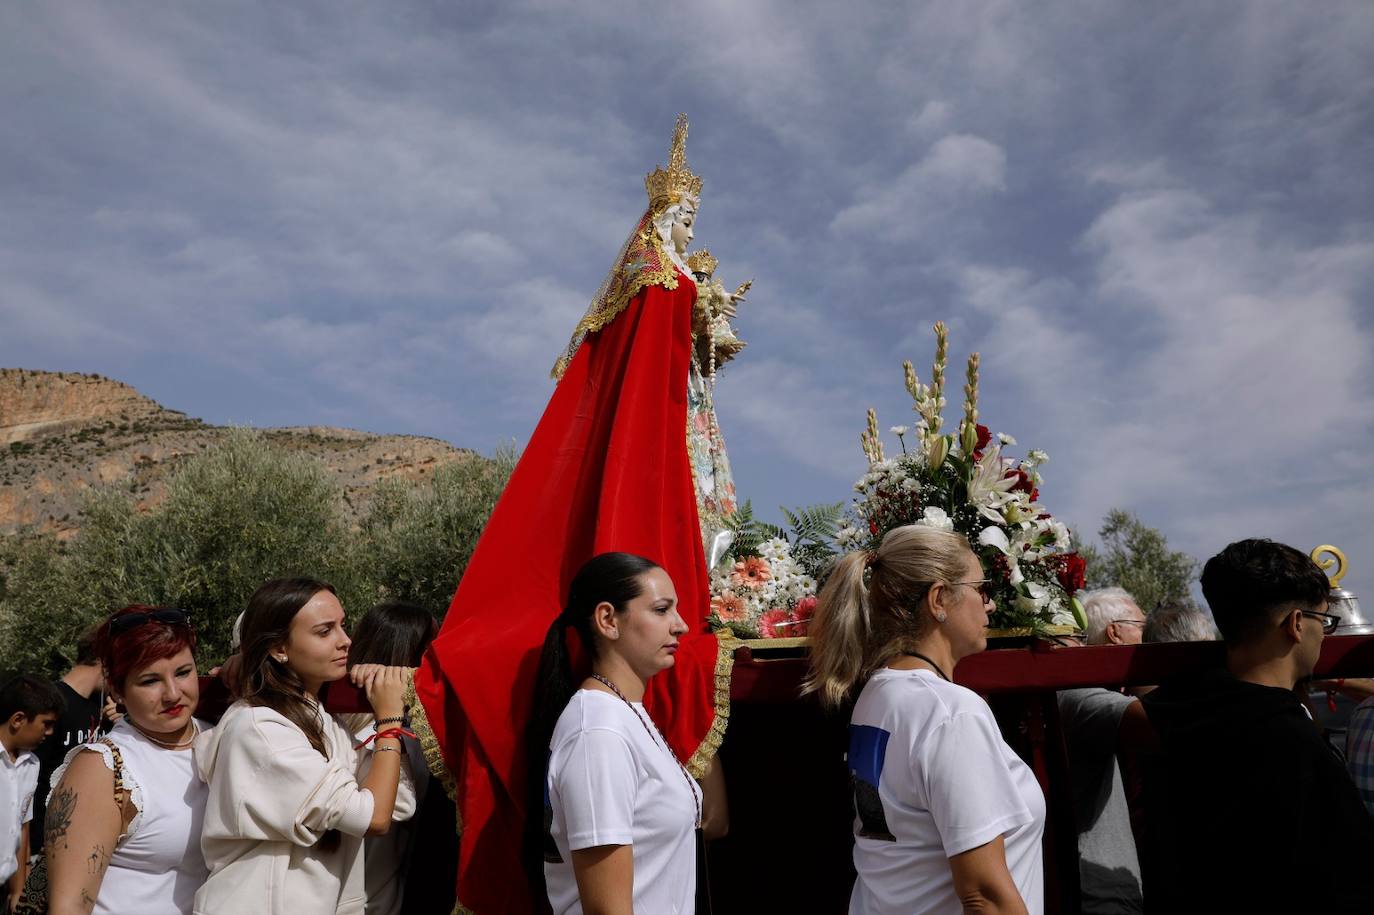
[52,718,211,915]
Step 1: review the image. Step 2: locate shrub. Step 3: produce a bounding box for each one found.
[0,431,513,677]
[358,446,516,615]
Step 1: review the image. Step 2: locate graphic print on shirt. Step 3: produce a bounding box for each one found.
[849,724,895,841]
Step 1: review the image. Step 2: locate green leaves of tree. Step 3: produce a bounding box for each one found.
[1077,508,1200,612]
[0,430,514,679]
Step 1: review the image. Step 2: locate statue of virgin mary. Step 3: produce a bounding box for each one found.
[413,115,734,914]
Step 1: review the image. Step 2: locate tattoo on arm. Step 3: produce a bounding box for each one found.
[85,842,110,875]
[45,785,77,851]
[81,887,96,909]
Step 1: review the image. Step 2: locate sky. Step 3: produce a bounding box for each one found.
[3,1,1372,599]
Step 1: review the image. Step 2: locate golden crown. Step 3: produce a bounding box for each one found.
[685,250,718,276]
[644,113,703,212]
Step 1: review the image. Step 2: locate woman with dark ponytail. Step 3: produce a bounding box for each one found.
[805,526,1046,915]
[526,553,705,915]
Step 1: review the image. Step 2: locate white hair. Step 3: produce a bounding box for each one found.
[1144,605,1220,643]
[1081,587,1142,645]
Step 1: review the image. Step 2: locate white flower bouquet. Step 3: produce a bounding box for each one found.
[835,323,1088,633]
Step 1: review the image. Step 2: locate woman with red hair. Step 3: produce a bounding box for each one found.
[44,605,210,915]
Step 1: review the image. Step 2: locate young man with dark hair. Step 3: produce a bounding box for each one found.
[0,674,64,911]
[1140,538,1374,912]
[30,627,109,854]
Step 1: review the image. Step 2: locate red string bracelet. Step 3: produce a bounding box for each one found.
[1327,679,1346,713]
[357,726,416,749]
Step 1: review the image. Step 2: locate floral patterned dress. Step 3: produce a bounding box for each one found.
[686,279,739,567]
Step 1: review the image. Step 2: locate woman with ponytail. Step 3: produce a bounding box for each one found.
[805,526,1045,915]
[193,578,416,915]
[526,553,711,915]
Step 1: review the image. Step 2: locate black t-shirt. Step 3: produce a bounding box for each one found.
[31,681,105,852]
[1140,668,1374,913]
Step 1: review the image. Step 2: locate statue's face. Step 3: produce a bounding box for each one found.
[670,204,696,254]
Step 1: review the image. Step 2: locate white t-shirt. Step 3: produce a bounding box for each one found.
[0,749,39,884]
[544,689,701,915]
[848,668,1046,915]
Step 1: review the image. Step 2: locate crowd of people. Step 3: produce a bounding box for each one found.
[0,581,449,915]
[2,535,1373,914]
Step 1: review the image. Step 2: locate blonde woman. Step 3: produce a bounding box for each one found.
[805,526,1045,915]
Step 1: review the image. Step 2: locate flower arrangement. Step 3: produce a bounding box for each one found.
[706,502,837,639]
[835,322,1088,633]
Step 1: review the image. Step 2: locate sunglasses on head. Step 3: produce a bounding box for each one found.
[109,608,192,633]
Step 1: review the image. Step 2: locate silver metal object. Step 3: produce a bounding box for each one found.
[1329,587,1372,635]
[1310,545,1369,634]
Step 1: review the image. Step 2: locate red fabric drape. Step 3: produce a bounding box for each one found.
[414,273,722,913]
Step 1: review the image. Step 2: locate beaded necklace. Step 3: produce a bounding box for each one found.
[589,674,702,829]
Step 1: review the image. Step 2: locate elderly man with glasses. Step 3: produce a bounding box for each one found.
[1138,538,1374,912]
[1056,589,1150,912]
[1081,587,1148,646]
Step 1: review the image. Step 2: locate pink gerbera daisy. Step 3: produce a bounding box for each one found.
[730,556,773,591]
[791,596,818,636]
[711,591,748,623]
[758,608,794,639]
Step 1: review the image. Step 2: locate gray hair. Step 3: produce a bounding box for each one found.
[1081,587,1143,645]
[1144,603,1220,643]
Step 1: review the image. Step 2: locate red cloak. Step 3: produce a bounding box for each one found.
[413,270,727,913]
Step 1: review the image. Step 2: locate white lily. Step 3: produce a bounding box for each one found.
[967,447,1019,523]
[1016,581,1050,613]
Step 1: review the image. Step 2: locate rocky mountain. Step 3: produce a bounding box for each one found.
[0,368,474,538]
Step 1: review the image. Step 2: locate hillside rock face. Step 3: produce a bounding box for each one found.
[0,370,161,446]
[0,368,473,538]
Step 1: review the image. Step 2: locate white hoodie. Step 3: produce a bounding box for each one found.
[193,700,415,915]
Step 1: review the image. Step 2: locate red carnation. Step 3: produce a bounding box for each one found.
[972,424,993,460]
[1054,553,1087,595]
[1006,468,1035,495]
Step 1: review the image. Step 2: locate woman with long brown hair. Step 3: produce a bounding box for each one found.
[805,526,1045,915]
[193,578,414,915]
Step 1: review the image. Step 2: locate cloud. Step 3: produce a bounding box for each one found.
[4,0,1374,595]
[831,134,1007,240]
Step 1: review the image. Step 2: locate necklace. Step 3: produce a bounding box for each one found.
[903,651,951,683]
[131,719,199,750]
[589,674,702,829]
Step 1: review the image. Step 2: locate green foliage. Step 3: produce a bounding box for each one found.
[1082,508,1199,613]
[357,446,516,614]
[779,502,844,578]
[0,431,514,680]
[724,501,784,559]
[726,500,842,579]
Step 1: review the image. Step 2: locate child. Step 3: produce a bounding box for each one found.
[0,675,64,911]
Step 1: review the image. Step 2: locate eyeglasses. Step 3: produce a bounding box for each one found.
[949,579,996,603]
[1299,608,1340,635]
[1112,619,1146,628]
[109,609,192,633]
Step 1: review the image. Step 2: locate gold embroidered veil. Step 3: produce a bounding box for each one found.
[550,114,704,379]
